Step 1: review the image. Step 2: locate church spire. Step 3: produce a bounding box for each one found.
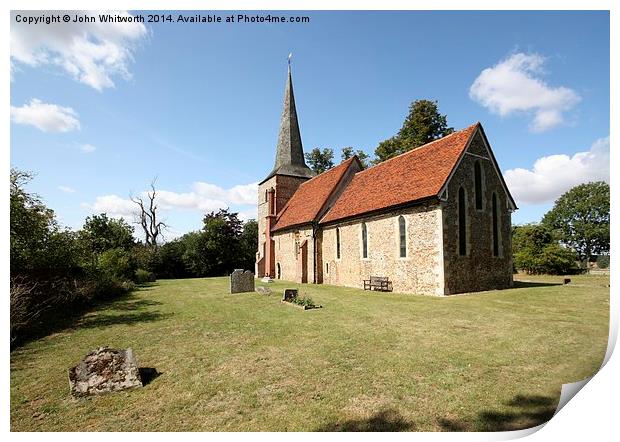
[262,56,314,183]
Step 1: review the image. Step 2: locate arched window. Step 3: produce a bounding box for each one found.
[276,263,281,279]
[474,161,483,210]
[336,228,341,259]
[458,187,467,256]
[361,223,368,258]
[492,193,499,257]
[398,216,406,258]
[325,263,329,274]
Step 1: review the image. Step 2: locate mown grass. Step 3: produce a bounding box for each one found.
[10,274,609,431]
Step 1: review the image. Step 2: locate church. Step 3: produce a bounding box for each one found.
[255,64,517,295]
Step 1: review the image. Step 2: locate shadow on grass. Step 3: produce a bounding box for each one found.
[12,284,169,349]
[316,409,415,432]
[139,367,161,386]
[438,394,557,432]
[512,280,563,289]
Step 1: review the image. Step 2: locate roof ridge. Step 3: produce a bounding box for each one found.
[356,122,479,176]
[297,155,357,187]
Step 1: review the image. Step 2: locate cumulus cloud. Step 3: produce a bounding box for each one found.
[80,143,96,153]
[85,181,258,219]
[86,194,138,218]
[470,53,580,132]
[11,10,147,90]
[58,185,76,193]
[10,98,80,132]
[505,136,610,205]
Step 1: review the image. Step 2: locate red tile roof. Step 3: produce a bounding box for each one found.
[272,156,359,232]
[320,123,479,224]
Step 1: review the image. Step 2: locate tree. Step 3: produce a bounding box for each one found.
[374,99,453,163]
[512,224,578,275]
[304,148,334,174]
[79,214,135,256]
[131,180,168,247]
[239,219,258,271]
[341,147,370,169]
[201,209,244,276]
[542,182,610,266]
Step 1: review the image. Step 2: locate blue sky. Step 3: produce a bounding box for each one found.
[10,10,610,239]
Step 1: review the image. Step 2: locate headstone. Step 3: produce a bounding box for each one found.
[283,289,298,302]
[261,276,274,283]
[230,269,255,293]
[563,278,571,285]
[68,347,142,397]
[256,286,272,295]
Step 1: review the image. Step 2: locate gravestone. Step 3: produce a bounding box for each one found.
[282,288,298,302]
[230,269,255,293]
[68,347,143,397]
[256,286,272,295]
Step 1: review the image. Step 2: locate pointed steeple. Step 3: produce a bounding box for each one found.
[262,59,314,183]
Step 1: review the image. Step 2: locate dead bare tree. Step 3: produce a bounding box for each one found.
[130,179,168,247]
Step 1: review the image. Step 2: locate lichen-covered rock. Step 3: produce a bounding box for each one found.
[68,347,142,397]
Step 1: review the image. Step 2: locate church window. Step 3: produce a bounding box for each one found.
[336,228,341,259]
[474,161,483,210]
[326,263,329,274]
[458,187,467,256]
[361,223,368,258]
[398,216,406,258]
[492,192,499,257]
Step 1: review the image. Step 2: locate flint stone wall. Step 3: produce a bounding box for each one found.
[230,269,255,293]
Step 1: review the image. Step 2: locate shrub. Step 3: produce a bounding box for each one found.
[97,248,136,280]
[597,255,610,269]
[134,268,156,284]
[291,296,316,308]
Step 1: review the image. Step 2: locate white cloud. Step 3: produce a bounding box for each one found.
[10,98,80,132]
[470,53,580,132]
[80,143,96,153]
[84,181,258,219]
[86,194,137,218]
[58,185,76,193]
[11,10,147,91]
[505,136,610,205]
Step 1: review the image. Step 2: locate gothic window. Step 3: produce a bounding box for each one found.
[325,263,329,274]
[336,228,341,259]
[398,216,406,258]
[458,187,467,256]
[276,263,281,279]
[492,192,499,257]
[361,223,368,258]
[474,161,483,210]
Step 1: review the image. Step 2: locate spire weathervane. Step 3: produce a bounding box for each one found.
[288,52,292,66]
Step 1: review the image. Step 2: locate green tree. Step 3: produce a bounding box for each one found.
[78,213,135,269]
[239,219,258,271]
[542,181,610,266]
[304,148,334,174]
[374,99,453,163]
[512,224,578,275]
[201,209,244,276]
[341,147,371,169]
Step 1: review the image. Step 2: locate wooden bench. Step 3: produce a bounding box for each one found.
[363,276,392,292]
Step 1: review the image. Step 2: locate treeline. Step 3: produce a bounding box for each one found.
[10,169,257,345]
[512,181,609,275]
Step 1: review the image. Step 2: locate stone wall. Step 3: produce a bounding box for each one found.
[321,205,444,295]
[273,226,316,283]
[442,130,514,294]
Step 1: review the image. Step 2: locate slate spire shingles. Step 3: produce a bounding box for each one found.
[261,63,314,183]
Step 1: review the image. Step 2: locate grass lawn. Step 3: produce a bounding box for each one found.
[10,274,609,431]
